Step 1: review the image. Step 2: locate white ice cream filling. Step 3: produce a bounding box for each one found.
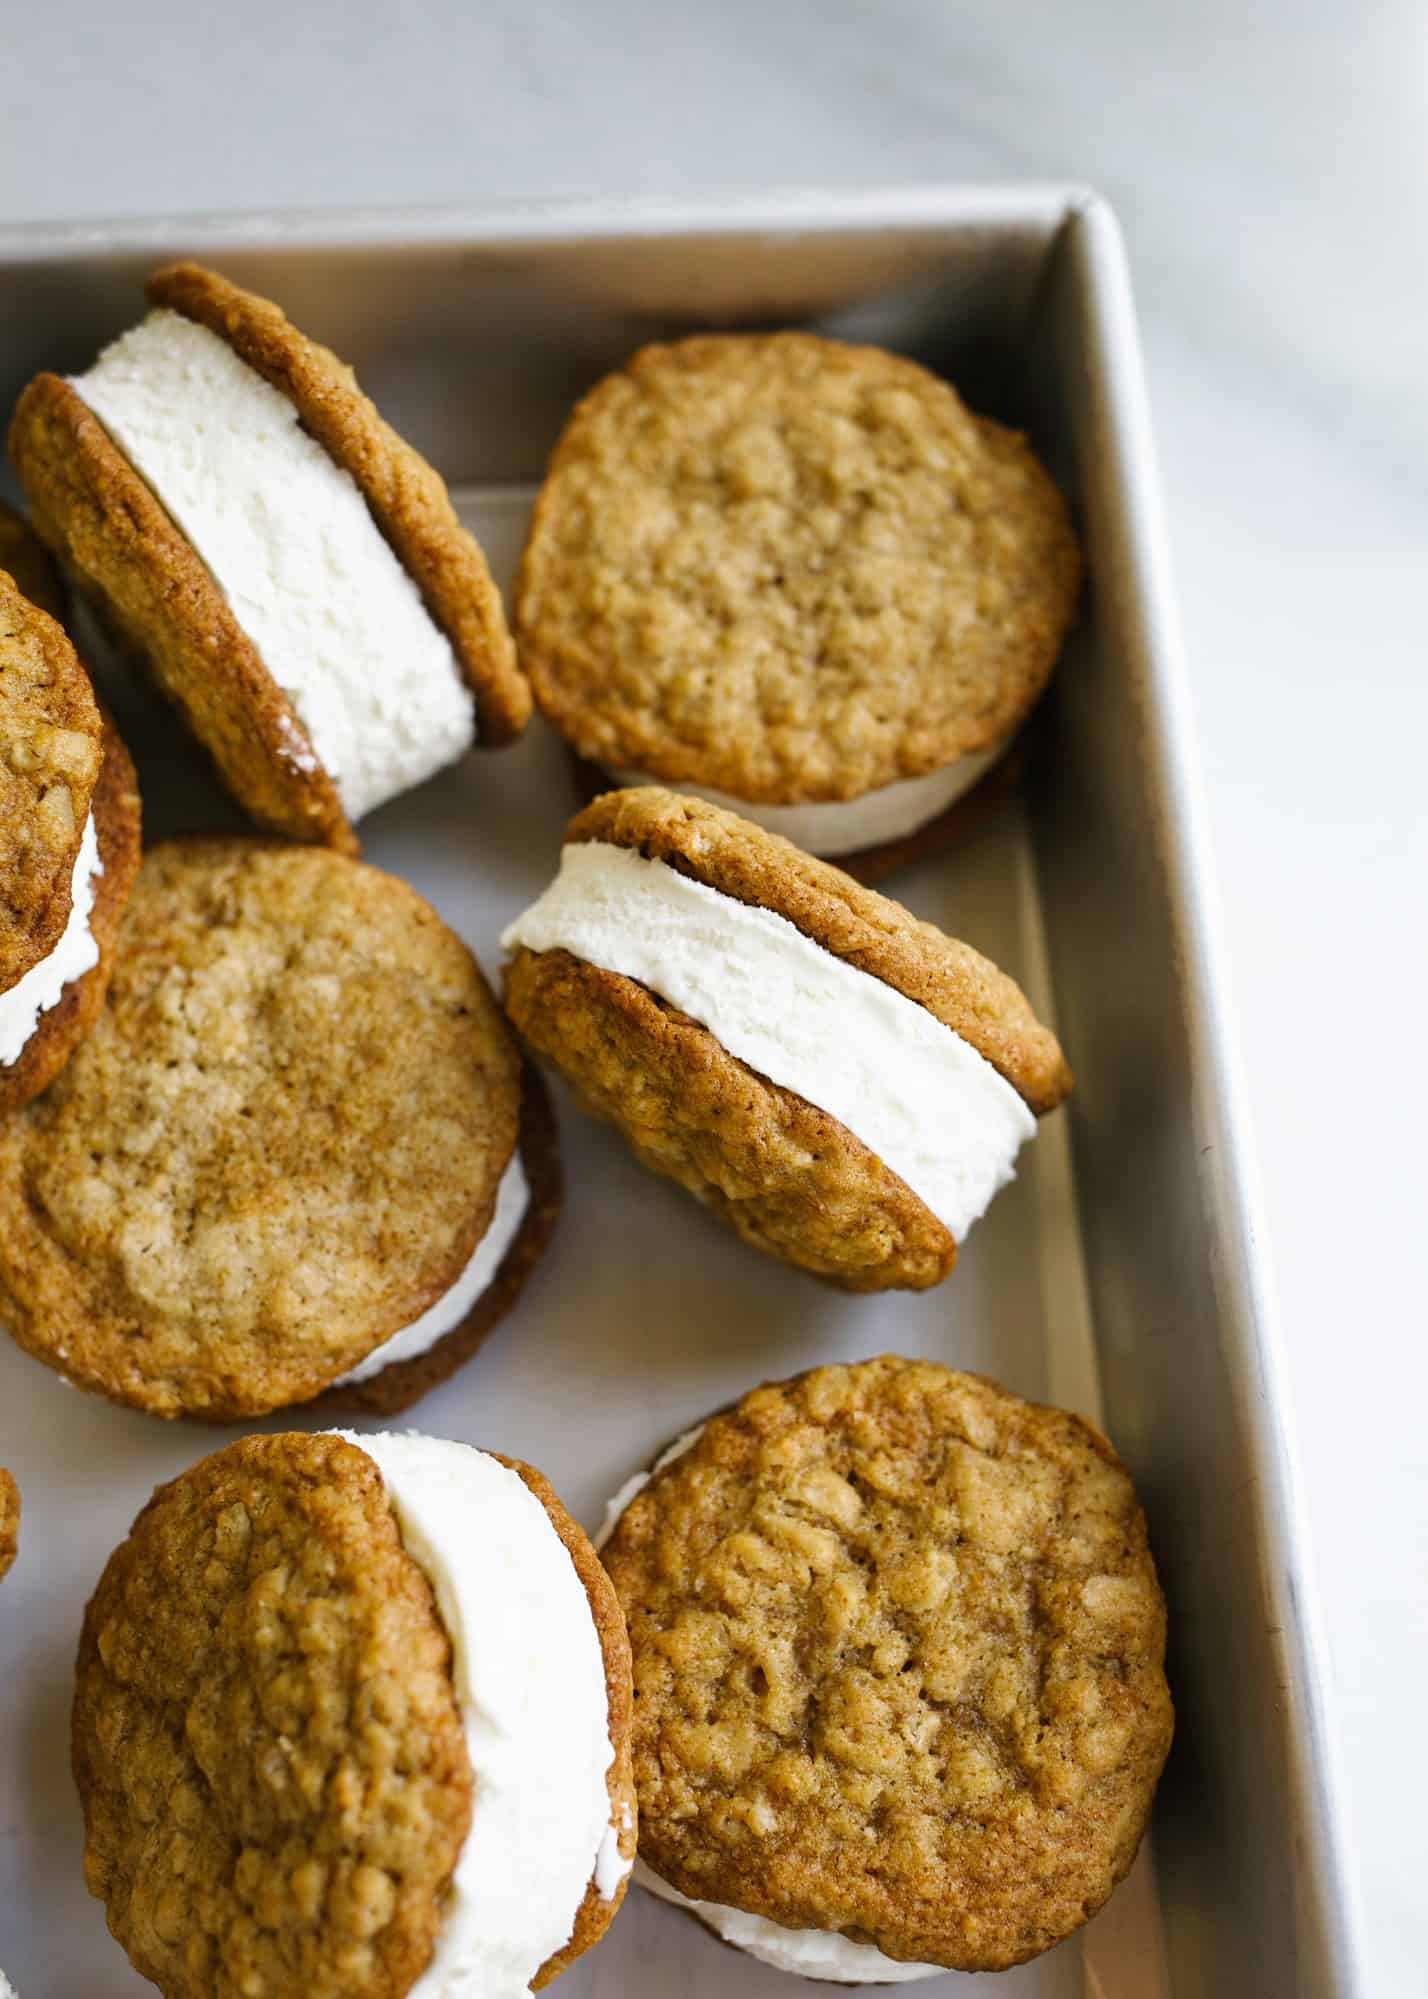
[332,1153,530,1387]
[502,842,1035,1242]
[636,1861,946,1984]
[71,310,476,822]
[336,1432,624,1999]
[0,809,103,1067]
[609,739,1009,858]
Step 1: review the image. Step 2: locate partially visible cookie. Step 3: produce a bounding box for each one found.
[0,498,65,619]
[10,261,529,851]
[503,788,1069,1292]
[601,1357,1173,1976]
[0,1467,17,1582]
[0,839,528,1419]
[515,332,1078,867]
[0,703,142,1111]
[0,567,103,992]
[75,1429,635,1997]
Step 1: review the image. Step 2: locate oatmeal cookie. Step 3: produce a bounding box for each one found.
[601,1357,1173,1972]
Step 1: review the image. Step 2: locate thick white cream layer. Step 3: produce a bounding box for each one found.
[609,739,1008,857]
[332,1154,529,1387]
[0,811,103,1067]
[636,1862,945,1983]
[337,1432,620,1998]
[502,842,1035,1241]
[72,311,475,822]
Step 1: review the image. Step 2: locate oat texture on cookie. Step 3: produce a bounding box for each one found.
[0,568,103,993]
[0,706,142,1112]
[516,333,1079,803]
[74,1433,473,1999]
[0,840,520,1418]
[601,1357,1173,1972]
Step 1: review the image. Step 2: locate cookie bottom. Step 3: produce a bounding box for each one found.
[567,742,1026,886]
[310,1062,561,1416]
[0,710,141,1112]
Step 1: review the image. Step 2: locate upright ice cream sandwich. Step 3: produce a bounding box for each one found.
[503,788,1070,1291]
[10,262,529,850]
[74,1430,635,1996]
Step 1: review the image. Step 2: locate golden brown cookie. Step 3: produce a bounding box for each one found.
[0,498,65,619]
[0,705,142,1112]
[601,1358,1173,1974]
[0,838,527,1419]
[0,1468,17,1582]
[515,332,1078,809]
[503,788,1069,1292]
[148,262,528,747]
[74,1432,474,1999]
[0,567,103,992]
[312,1061,563,1418]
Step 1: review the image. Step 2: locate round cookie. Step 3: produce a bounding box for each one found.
[0,566,103,993]
[0,1466,17,1582]
[74,1430,635,1998]
[0,498,66,619]
[0,838,532,1419]
[9,260,529,852]
[515,332,1079,867]
[502,787,1070,1292]
[600,1357,1174,1975]
[0,704,143,1112]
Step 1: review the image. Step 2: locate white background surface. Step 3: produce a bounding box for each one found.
[1,5,1423,1994]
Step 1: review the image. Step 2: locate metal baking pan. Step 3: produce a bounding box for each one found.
[0,188,1361,1998]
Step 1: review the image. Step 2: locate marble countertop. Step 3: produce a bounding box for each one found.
[3,5,1422,1993]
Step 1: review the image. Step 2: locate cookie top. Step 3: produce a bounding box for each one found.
[515,333,1079,803]
[566,787,1071,1113]
[74,1432,473,1999]
[0,499,65,619]
[601,1357,1173,1971]
[0,1468,17,1581]
[0,839,521,1417]
[0,568,104,994]
[148,262,529,747]
[0,704,143,1112]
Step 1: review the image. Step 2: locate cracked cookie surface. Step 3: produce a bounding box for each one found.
[0,838,520,1418]
[516,333,1078,803]
[601,1357,1172,1971]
